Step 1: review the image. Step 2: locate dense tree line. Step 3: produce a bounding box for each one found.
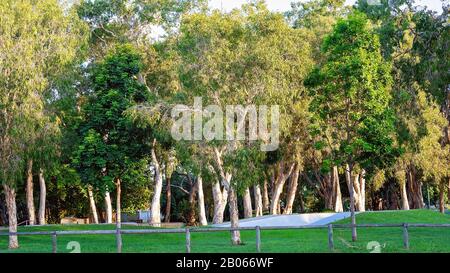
[0,0,448,248]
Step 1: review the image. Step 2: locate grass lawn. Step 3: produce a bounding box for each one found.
[0,209,449,253]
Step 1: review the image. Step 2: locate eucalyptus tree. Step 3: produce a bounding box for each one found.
[287,0,348,60]
[76,0,207,59]
[305,11,400,241]
[173,142,212,226]
[0,0,87,248]
[285,0,349,213]
[414,91,450,213]
[358,1,449,210]
[34,117,62,225]
[175,2,313,243]
[124,38,182,227]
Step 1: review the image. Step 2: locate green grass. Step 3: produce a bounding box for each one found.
[0,209,449,253]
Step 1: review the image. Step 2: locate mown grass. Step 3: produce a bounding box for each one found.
[0,209,448,253]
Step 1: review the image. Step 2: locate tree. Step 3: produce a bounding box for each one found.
[176,1,313,243]
[0,0,86,248]
[414,91,450,213]
[73,44,150,227]
[305,11,400,241]
[75,0,206,226]
[124,40,181,227]
[357,1,449,211]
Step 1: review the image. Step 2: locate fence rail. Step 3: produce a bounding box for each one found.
[1,223,449,253]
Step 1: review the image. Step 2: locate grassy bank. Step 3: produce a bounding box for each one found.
[1,210,449,253]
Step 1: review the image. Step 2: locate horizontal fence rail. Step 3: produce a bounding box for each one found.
[0,223,449,253]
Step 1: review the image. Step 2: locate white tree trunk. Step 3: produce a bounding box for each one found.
[359,170,366,212]
[270,184,283,215]
[214,147,240,244]
[400,180,410,210]
[270,162,295,215]
[243,187,253,218]
[87,185,99,224]
[253,185,263,217]
[104,191,113,223]
[25,159,35,225]
[3,184,19,248]
[212,180,228,224]
[333,166,343,212]
[352,173,361,211]
[197,175,208,226]
[283,164,301,214]
[150,139,162,227]
[38,168,46,225]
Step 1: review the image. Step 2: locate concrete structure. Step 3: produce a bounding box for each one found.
[212,212,359,227]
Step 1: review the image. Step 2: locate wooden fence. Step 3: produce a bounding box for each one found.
[1,223,449,253]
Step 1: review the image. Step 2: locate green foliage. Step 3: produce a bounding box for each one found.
[0,0,88,184]
[414,91,450,182]
[73,44,151,191]
[224,147,266,194]
[306,11,401,175]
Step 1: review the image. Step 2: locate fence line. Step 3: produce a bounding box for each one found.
[1,223,449,253]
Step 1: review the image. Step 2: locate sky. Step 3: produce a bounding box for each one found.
[208,0,446,13]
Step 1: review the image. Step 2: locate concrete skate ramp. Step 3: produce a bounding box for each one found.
[212,212,355,227]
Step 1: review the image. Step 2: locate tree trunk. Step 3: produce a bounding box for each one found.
[212,180,228,224]
[88,185,99,224]
[228,186,241,245]
[323,172,334,210]
[3,184,19,248]
[165,171,171,223]
[38,168,46,225]
[448,178,450,205]
[439,181,445,213]
[407,165,424,209]
[352,173,361,211]
[243,187,253,218]
[214,147,240,244]
[270,162,295,215]
[197,175,208,226]
[270,184,282,215]
[345,164,357,242]
[298,189,305,213]
[104,190,113,223]
[333,166,343,212]
[262,180,269,212]
[448,178,450,207]
[116,178,121,225]
[359,170,366,212]
[150,139,162,227]
[400,180,410,210]
[254,185,263,217]
[283,164,301,214]
[25,159,35,225]
[186,180,198,226]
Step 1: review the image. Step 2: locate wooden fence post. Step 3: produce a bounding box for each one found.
[256,226,261,253]
[52,232,57,253]
[186,228,191,253]
[403,223,409,250]
[328,224,334,251]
